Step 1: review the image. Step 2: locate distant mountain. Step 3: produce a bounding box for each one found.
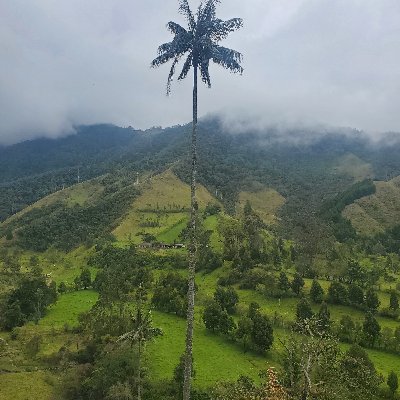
[1,118,400,246]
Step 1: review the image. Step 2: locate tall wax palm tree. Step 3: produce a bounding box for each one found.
[151,1,243,398]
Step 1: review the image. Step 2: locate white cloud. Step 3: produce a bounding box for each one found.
[0,0,399,144]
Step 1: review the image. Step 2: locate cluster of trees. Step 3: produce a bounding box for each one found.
[203,288,274,355]
[0,268,57,330]
[295,297,384,349]
[326,281,381,311]
[335,312,400,356]
[152,273,188,317]
[369,224,400,255]
[3,182,138,252]
[91,245,153,302]
[282,327,385,400]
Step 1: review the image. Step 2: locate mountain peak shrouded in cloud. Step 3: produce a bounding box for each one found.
[1,0,399,145]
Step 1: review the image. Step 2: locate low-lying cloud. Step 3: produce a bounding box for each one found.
[1,0,399,145]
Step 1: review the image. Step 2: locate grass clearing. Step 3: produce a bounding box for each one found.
[238,188,285,224]
[0,371,55,400]
[149,310,273,388]
[157,216,188,243]
[203,215,223,251]
[39,290,98,329]
[113,170,218,243]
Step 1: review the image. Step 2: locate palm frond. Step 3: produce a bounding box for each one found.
[151,48,176,68]
[202,0,219,22]
[199,60,211,87]
[167,56,180,94]
[178,0,196,31]
[167,21,188,36]
[211,45,243,74]
[178,53,193,80]
[210,17,243,41]
[151,31,192,68]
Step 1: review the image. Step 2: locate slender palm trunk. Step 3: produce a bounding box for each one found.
[182,64,198,400]
[137,339,141,400]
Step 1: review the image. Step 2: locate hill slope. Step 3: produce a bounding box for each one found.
[343,176,400,235]
[113,170,219,243]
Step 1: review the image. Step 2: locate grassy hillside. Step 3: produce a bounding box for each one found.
[237,188,285,224]
[3,178,105,227]
[343,176,400,235]
[113,170,218,244]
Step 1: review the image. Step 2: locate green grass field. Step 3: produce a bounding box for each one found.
[39,290,98,329]
[149,311,270,388]
[157,216,188,243]
[0,371,55,400]
[203,215,223,251]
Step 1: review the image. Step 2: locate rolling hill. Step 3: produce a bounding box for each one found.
[343,176,400,236]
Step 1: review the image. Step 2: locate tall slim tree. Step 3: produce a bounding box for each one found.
[151,1,243,398]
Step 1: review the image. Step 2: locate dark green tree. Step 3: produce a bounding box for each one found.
[3,301,24,330]
[296,297,314,325]
[338,315,355,343]
[174,353,195,398]
[58,281,67,294]
[152,273,188,317]
[235,316,253,352]
[250,311,274,353]
[278,271,291,293]
[214,286,239,314]
[348,284,364,307]
[291,273,305,296]
[387,370,398,398]
[243,200,253,216]
[341,344,383,398]
[202,300,235,335]
[327,281,348,305]
[3,274,57,330]
[346,259,365,285]
[389,291,399,311]
[26,334,42,358]
[363,311,381,347]
[117,286,162,400]
[151,2,243,397]
[365,288,380,312]
[80,268,91,290]
[309,279,324,303]
[247,302,261,319]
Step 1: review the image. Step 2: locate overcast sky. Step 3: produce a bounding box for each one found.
[1,0,400,144]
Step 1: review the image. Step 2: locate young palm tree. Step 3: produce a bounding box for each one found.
[151,1,243,398]
[117,286,162,400]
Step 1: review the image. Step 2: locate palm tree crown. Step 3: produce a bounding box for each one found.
[151,0,243,93]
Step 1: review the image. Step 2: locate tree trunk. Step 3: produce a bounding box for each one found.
[138,338,141,400]
[182,64,198,400]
